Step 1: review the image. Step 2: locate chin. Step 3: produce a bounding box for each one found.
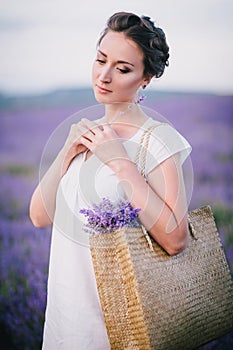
[93,91,113,104]
[94,94,107,104]
[94,92,128,105]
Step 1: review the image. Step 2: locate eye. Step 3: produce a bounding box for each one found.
[117,67,131,74]
[96,59,105,64]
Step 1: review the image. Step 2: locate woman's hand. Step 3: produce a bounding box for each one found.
[30,121,90,227]
[62,121,89,165]
[79,118,129,168]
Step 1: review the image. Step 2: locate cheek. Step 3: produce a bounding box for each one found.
[118,75,142,92]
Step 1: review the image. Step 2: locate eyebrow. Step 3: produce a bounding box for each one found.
[98,50,135,67]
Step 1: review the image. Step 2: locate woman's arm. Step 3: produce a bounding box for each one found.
[29,123,88,228]
[110,155,188,256]
[79,119,189,255]
[29,148,69,228]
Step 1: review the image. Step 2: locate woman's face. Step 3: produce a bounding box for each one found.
[92,31,147,104]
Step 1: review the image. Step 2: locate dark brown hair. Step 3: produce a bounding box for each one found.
[98,12,169,79]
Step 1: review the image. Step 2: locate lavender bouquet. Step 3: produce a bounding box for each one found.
[80,197,141,234]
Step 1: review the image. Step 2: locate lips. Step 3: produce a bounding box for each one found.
[96,84,112,93]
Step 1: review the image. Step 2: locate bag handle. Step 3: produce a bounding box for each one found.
[134,122,198,249]
[134,123,161,251]
[134,123,161,178]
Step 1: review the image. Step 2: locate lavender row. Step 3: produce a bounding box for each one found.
[0,91,232,349]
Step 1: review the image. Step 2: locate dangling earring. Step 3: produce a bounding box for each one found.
[135,85,147,104]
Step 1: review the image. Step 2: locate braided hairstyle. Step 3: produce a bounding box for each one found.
[98,12,170,79]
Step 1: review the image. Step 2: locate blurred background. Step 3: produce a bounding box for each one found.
[0,0,233,349]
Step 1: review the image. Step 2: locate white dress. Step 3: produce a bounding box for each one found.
[42,117,192,350]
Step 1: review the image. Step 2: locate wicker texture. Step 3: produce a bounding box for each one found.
[90,206,233,349]
[90,123,233,349]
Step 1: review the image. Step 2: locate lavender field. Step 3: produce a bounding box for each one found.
[0,89,233,349]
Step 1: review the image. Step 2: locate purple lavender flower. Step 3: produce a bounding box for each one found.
[80,198,141,233]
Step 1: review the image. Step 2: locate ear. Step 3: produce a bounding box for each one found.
[141,76,152,89]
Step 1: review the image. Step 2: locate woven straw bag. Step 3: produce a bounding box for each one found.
[90,124,233,350]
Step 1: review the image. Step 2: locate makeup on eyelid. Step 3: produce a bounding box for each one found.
[96,53,133,74]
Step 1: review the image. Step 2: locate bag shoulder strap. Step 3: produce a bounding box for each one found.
[134,121,203,244]
[134,122,164,178]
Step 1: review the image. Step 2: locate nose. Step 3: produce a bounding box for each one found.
[99,66,112,83]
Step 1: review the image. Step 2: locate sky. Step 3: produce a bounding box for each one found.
[0,0,232,95]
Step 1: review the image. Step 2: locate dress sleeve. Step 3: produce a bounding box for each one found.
[144,123,192,176]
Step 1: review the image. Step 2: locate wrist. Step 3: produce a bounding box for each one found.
[108,157,137,178]
[58,147,73,174]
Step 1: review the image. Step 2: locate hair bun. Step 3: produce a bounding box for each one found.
[140,16,154,31]
[140,15,169,75]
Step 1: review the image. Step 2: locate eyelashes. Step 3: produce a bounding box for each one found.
[117,68,130,74]
[95,59,131,74]
[96,59,105,64]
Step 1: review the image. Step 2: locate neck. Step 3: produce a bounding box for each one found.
[104,102,140,124]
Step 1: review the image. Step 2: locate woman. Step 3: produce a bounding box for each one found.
[30,12,191,349]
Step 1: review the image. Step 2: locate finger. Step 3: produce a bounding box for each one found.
[102,124,118,138]
[82,130,95,143]
[79,135,93,150]
[75,124,94,140]
[76,124,89,135]
[102,124,112,132]
[80,118,101,135]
